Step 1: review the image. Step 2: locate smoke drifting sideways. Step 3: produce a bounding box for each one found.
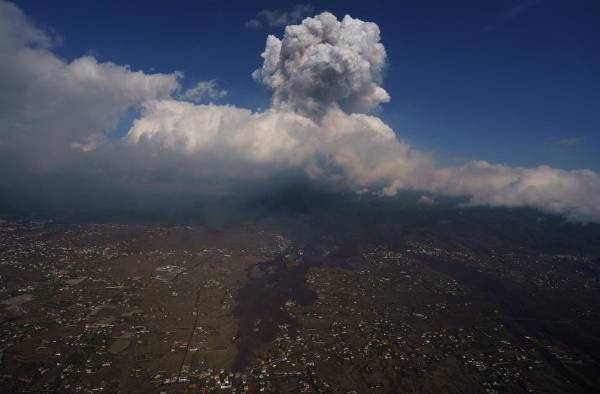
[1,1,599,223]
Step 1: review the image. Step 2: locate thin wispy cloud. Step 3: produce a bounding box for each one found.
[485,0,541,31]
[418,195,437,205]
[549,136,583,147]
[181,80,227,103]
[245,4,314,29]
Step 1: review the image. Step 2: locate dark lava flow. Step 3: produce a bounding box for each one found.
[232,252,317,370]
[231,242,357,370]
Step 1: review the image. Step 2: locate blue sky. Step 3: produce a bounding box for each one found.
[12,0,600,171]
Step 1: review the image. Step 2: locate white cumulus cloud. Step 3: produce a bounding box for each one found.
[125,101,428,192]
[0,0,180,168]
[246,4,314,29]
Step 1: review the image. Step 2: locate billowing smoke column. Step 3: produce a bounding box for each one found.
[125,13,431,196]
[1,2,600,223]
[252,13,389,118]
